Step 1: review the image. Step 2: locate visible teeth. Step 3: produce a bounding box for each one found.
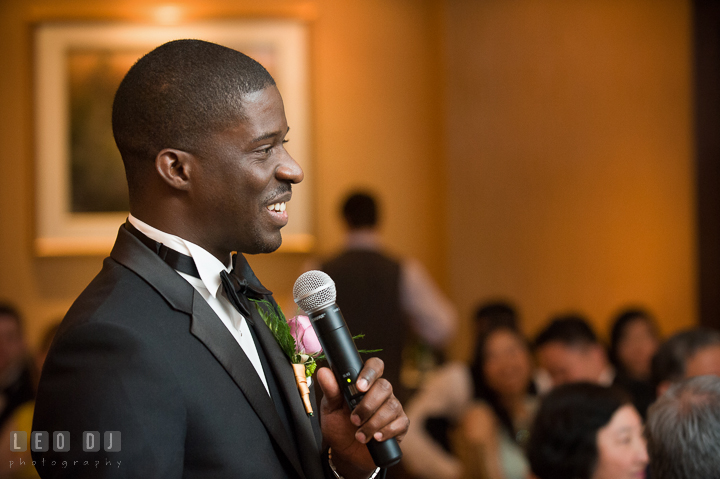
[267,202,286,212]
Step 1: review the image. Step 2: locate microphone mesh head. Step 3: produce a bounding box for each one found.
[293,270,337,313]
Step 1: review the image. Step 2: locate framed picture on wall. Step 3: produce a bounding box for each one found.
[34,20,312,256]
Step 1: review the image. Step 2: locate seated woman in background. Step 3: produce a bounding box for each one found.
[403,304,536,479]
[527,383,648,479]
[609,308,660,418]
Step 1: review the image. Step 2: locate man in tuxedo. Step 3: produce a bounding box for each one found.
[32,39,407,479]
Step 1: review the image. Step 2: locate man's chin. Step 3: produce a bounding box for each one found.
[245,234,282,255]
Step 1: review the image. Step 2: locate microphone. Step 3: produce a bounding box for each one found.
[293,270,403,468]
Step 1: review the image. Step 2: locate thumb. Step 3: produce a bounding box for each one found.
[317,367,344,411]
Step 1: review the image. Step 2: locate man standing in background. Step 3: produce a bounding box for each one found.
[321,192,457,404]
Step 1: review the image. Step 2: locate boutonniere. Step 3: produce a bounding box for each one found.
[250,299,324,416]
[250,299,381,417]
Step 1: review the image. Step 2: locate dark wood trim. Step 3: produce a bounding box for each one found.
[694,0,720,330]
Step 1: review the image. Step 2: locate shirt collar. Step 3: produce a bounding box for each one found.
[128,214,231,298]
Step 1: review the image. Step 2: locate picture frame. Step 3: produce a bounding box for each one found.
[34,20,312,256]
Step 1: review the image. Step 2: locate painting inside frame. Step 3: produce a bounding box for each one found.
[34,21,312,256]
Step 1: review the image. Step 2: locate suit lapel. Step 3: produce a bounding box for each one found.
[189,295,307,479]
[234,253,325,478]
[110,227,308,479]
[248,303,326,479]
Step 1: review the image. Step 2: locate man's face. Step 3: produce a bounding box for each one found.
[190,85,304,257]
[684,344,720,379]
[537,342,605,387]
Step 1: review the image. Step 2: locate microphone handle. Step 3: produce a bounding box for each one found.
[308,303,403,468]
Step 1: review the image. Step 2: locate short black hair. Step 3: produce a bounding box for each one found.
[609,307,658,372]
[527,382,630,479]
[650,328,720,388]
[534,314,598,350]
[112,39,276,194]
[341,192,378,228]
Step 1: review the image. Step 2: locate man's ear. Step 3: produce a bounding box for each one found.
[155,149,195,191]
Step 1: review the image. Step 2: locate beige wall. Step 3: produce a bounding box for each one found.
[0,0,697,357]
[444,0,697,358]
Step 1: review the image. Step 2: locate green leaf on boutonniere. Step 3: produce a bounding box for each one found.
[249,298,299,363]
[249,300,381,376]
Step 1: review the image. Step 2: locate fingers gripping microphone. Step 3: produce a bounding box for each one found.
[293,271,402,468]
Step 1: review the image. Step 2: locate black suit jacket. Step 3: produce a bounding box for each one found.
[32,226,330,478]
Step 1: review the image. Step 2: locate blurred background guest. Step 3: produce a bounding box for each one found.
[474,301,519,336]
[403,303,535,479]
[0,320,60,479]
[534,315,613,388]
[527,382,648,479]
[650,328,720,396]
[320,191,457,403]
[608,307,661,418]
[645,375,720,479]
[0,303,34,430]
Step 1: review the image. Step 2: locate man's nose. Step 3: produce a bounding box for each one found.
[276,151,304,184]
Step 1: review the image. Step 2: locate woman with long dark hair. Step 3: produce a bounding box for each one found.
[608,308,660,417]
[403,308,535,479]
[460,325,536,479]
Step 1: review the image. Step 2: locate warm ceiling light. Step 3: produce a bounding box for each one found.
[154,5,183,25]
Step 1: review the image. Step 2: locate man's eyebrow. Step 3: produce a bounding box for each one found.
[250,126,290,144]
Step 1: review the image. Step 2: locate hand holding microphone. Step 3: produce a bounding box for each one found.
[293,271,405,469]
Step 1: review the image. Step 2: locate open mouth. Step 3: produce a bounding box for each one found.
[266,201,289,225]
[266,202,286,213]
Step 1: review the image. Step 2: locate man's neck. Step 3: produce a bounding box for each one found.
[128,214,232,267]
[345,228,381,250]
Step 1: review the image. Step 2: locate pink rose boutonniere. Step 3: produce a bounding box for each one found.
[288,315,323,358]
[251,299,379,416]
[250,300,324,416]
[287,314,324,416]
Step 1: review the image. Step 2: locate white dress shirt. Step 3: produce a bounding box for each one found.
[128,214,270,395]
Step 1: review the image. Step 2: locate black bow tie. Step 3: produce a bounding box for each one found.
[219,270,253,320]
[219,254,274,322]
[125,221,273,321]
